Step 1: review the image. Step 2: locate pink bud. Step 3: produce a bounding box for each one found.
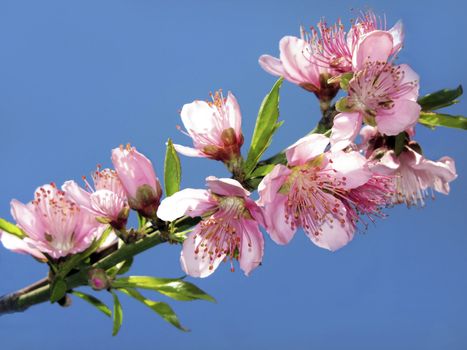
[111,145,162,218]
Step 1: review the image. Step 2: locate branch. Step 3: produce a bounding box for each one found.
[0,230,168,316]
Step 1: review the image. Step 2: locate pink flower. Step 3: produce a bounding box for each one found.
[111,145,162,218]
[370,148,457,207]
[258,133,392,251]
[311,11,403,73]
[259,11,404,96]
[174,90,244,162]
[62,167,129,229]
[259,32,339,100]
[157,177,264,278]
[330,63,420,151]
[1,183,104,259]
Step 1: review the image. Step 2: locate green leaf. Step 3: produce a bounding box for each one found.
[244,78,283,177]
[50,278,67,303]
[164,138,182,197]
[111,291,123,336]
[418,85,463,111]
[394,132,408,156]
[418,112,467,130]
[108,257,134,277]
[119,288,189,331]
[249,164,276,179]
[72,290,111,317]
[59,226,112,277]
[0,218,26,239]
[111,276,216,302]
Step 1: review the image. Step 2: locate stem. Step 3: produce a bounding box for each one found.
[0,231,168,315]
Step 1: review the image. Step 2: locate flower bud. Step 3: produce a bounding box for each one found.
[111,145,162,219]
[88,268,110,291]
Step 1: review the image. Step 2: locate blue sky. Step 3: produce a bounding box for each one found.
[0,0,466,349]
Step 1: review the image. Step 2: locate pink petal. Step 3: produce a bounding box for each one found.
[353,31,394,70]
[259,55,287,78]
[225,91,242,137]
[410,152,457,194]
[180,229,225,278]
[359,125,378,149]
[389,20,404,53]
[310,197,355,251]
[376,99,421,136]
[285,133,330,166]
[370,150,400,175]
[173,144,206,158]
[62,180,92,209]
[257,164,291,206]
[205,176,250,197]
[398,64,420,101]
[263,195,296,245]
[279,36,319,85]
[330,112,363,152]
[180,100,218,137]
[0,231,46,260]
[239,220,264,276]
[10,199,44,241]
[157,189,214,222]
[327,150,372,189]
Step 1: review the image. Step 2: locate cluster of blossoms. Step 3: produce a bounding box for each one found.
[0,10,459,284]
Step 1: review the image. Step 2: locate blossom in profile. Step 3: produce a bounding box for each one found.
[258,133,392,250]
[157,177,264,278]
[0,183,104,259]
[63,167,129,229]
[311,10,404,73]
[111,145,162,219]
[259,11,404,99]
[174,90,244,162]
[259,33,339,100]
[330,62,420,151]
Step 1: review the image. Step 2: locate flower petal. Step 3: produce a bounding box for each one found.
[180,229,225,278]
[285,133,330,166]
[259,55,287,78]
[353,31,393,70]
[398,64,420,101]
[257,164,291,206]
[0,231,46,260]
[157,189,214,222]
[205,176,250,197]
[376,99,421,136]
[173,144,207,158]
[180,100,218,137]
[10,199,44,241]
[310,198,355,251]
[263,195,297,245]
[239,220,264,276]
[62,180,92,209]
[225,91,242,137]
[330,112,363,152]
[389,20,404,53]
[327,150,372,189]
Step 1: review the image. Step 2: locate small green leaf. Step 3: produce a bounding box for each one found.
[119,288,189,331]
[59,226,113,277]
[111,276,216,302]
[249,164,276,179]
[418,85,463,111]
[244,78,283,177]
[72,290,111,317]
[164,138,182,197]
[394,132,408,156]
[0,218,26,239]
[418,112,467,130]
[50,278,67,303]
[111,291,123,336]
[335,96,352,112]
